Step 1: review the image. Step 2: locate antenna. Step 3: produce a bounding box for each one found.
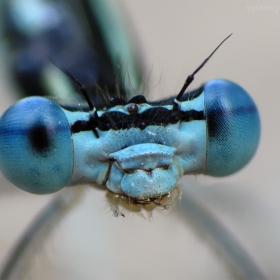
[50,60,100,138]
[175,34,232,103]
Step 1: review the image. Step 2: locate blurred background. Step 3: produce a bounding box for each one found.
[0,0,279,279]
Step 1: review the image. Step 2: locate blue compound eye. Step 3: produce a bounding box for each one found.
[204,79,261,177]
[0,97,73,194]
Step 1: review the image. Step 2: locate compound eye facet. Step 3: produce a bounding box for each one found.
[204,79,261,177]
[0,97,73,194]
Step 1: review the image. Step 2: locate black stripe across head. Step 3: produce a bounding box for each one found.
[71,88,204,134]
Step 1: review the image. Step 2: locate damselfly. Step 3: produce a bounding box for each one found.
[0,0,263,279]
[0,36,260,205]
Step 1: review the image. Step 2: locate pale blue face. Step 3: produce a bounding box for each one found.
[0,0,261,204]
[0,79,260,203]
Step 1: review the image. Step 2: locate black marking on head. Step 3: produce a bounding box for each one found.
[128,95,147,104]
[71,106,204,133]
[68,84,205,135]
[29,123,52,156]
[71,118,97,134]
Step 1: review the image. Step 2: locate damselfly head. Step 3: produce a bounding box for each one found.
[0,34,260,216]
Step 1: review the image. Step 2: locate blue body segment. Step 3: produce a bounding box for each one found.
[0,79,260,199]
[204,80,261,176]
[0,97,73,194]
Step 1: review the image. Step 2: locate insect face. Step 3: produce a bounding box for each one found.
[0,79,260,202]
[0,32,260,204]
